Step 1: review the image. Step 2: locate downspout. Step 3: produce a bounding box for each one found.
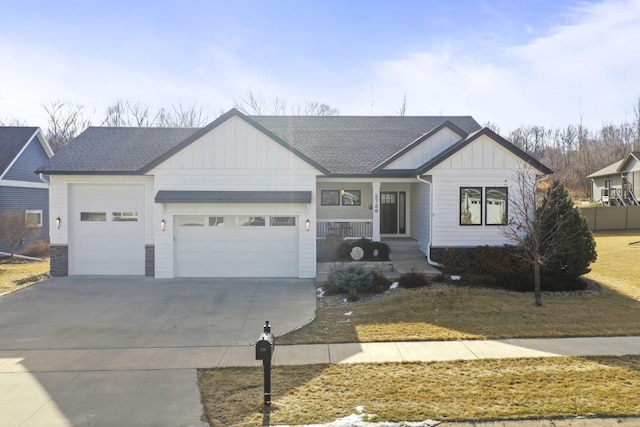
[416,174,441,267]
[39,173,50,185]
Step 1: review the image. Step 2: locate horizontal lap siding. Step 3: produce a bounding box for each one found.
[409,182,430,254]
[3,137,49,183]
[0,186,49,253]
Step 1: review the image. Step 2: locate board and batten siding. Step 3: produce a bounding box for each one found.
[0,186,49,253]
[429,134,537,248]
[151,115,320,279]
[385,127,463,170]
[3,136,50,183]
[409,181,430,255]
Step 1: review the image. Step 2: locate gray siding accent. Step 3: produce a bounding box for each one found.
[409,181,431,255]
[145,245,155,277]
[50,245,68,276]
[4,138,49,182]
[0,187,49,253]
[155,190,312,203]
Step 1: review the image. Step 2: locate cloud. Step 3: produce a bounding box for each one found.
[360,0,640,131]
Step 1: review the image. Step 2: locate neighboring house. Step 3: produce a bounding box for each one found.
[0,127,53,254]
[587,152,640,206]
[36,109,552,278]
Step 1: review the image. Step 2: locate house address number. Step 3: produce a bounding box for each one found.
[374,193,379,214]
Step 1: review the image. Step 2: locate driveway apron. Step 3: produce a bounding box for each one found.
[0,276,316,426]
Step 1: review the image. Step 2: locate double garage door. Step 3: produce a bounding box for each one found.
[174,215,299,277]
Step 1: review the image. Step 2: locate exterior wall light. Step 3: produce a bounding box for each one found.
[160,219,166,231]
[55,217,61,229]
[305,219,311,231]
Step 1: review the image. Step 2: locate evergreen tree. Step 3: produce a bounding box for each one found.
[538,180,597,277]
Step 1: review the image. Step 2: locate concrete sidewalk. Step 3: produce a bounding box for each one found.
[2,336,638,373]
[2,336,640,426]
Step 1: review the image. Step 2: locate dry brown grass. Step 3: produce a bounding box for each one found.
[279,230,640,344]
[0,259,50,295]
[198,355,640,426]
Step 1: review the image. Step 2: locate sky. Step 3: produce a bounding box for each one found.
[0,0,639,133]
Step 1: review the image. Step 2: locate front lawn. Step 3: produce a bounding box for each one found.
[0,259,50,295]
[198,355,640,426]
[279,230,640,344]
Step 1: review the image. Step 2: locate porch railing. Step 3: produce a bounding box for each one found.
[317,220,373,239]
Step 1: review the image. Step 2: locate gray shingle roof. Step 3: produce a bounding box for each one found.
[37,127,199,174]
[0,127,39,175]
[37,111,487,175]
[250,115,482,174]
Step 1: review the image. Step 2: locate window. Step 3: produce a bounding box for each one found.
[485,187,508,225]
[81,212,106,222]
[208,216,230,226]
[178,216,205,226]
[112,212,138,222]
[239,216,265,226]
[460,187,482,225]
[341,190,361,206]
[270,216,296,226]
[25,210,43,228]
[321,190,340,206]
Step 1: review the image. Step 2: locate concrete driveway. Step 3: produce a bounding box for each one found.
[0,276,316,426]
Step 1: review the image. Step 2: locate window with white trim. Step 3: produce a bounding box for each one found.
[25,210,43,228]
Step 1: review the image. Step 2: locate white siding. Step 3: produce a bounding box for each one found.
[410,181,430,254]
[150,115,320,279]
[49,175,154,246]
[428,134,539,248]
[384,127,462,170]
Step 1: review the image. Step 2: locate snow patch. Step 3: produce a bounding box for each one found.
[344,311,353,316]
[389,282,399,289]
[317,287,326,298]
[450,275,461,281]
[274,413,440,426]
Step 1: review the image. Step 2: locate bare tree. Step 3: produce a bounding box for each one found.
[103,100,210,128]
[43,100,92,151]
[500,167,577,306]
[397,92,408,116]
[234,90,339,116]
[634,96,640,151]
[0,210,39,261]
[483,121,500,134]
[0,117,28,126]
[156,103,210,127]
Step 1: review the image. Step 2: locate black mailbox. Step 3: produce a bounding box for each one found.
[255,321,275,405]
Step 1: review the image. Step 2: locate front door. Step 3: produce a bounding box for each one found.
[381,192,398,234]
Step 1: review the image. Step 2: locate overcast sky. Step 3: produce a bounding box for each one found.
[1,0,638,133]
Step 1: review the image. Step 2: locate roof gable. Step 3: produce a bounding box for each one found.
[617,152,640,173]
[418,128,553,175]
[142,109,329,174]
[0,126,53,179]
[374,121,468,171]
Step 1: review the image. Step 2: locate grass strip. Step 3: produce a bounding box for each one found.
[0,260,50,295]
[198,355,640,426]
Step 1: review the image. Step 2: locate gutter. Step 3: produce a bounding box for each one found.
[38,173,49,185]
[416,174,442,267]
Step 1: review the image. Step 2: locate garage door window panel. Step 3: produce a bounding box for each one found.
[81,212,106,222]
[270,216,296,226]
[112,212,139,222]
[178,216,205,226]
[239,216,265,226]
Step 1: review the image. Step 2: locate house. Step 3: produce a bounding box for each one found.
[36,109,552,278]
[0,127,53,255]
[587,152,640,206]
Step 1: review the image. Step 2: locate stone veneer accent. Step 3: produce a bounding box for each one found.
[145,245,155,277]
[50,245,69,277]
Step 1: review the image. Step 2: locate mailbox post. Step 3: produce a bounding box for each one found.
[255,320,275,406]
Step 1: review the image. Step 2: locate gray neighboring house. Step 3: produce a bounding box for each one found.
[587,152,640,206]
[37,109,552,278]
[0,127,53,254]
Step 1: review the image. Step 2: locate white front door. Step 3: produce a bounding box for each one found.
[174,215,299,277]
[69,184,145,275]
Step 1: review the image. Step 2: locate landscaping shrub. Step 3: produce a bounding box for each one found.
[317,234,345,262]
[473,245,529,275]
[398,270,430,289]
[326,264,374,296]
[331,238,391,262]
[440,248,474,273]
[21,240,49,258]
[431,273,449,283]
[370,270,391,294]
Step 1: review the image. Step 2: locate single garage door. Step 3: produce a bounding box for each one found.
[69,184,145,275]
[175,215,299,277]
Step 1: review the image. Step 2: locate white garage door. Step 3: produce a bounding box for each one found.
[69,184,145,275]
[175,215,299,277]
